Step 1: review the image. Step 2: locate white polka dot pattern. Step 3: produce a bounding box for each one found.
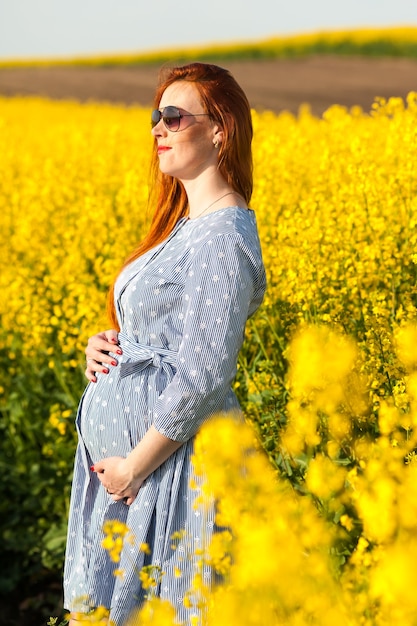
[63,207,266,625]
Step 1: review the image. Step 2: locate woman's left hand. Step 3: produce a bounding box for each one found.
[92,457,143,506]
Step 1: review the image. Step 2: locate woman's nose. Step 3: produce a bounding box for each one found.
[151,120,165,137]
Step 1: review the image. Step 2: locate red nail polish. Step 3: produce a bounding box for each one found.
[103,368,109,374]
[90,466,95,471]
[111,360,117,366]
[116,349,122,355]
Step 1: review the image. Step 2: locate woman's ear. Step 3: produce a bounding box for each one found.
[213,128,224,147]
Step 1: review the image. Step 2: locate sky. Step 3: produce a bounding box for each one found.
[0,0,416,59]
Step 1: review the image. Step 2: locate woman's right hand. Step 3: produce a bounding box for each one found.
[85,329,122,382]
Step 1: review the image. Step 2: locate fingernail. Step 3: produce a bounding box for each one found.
[103,368,109,374]
[116,349,122,355]
[90,466,95,472]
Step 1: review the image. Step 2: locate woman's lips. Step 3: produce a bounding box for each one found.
[157,146,172,155]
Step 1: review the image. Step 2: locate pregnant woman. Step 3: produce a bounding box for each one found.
[64,62,266,625]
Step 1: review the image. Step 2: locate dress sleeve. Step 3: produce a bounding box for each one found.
[152,232,259,442]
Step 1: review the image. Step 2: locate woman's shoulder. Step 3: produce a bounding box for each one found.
[184,207,265,280]
[185,206,260,246]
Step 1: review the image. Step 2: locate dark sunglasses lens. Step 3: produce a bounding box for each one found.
[163,116,177,129]
[162,107,181,131]
[151,106,181,131]
[151,109,162,127]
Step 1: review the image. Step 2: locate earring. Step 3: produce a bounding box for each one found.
[214,140,219,149]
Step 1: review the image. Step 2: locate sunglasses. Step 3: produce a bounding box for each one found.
[151,106,210,132]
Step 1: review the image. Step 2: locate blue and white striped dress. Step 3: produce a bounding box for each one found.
[64,206,266,625]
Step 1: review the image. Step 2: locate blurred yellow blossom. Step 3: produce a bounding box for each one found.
[2,84,417,626]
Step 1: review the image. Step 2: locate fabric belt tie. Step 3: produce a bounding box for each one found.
[118,331,177,380]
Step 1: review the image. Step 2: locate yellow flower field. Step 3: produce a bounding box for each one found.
[1,91,417,624]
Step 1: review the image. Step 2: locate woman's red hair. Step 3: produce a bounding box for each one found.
[108,62,253,329]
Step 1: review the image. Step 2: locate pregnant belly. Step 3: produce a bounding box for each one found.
[78,370,151,460]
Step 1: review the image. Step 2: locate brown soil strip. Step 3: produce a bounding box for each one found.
[0,56,416,115]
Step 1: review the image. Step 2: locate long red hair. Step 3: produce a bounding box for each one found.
[107,62,253,328]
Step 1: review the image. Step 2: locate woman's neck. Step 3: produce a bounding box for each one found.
[183,173,247,220]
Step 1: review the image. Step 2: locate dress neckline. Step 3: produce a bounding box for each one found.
[185,205,252,223]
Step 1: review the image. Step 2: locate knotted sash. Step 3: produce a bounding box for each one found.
[118,331,177,382]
